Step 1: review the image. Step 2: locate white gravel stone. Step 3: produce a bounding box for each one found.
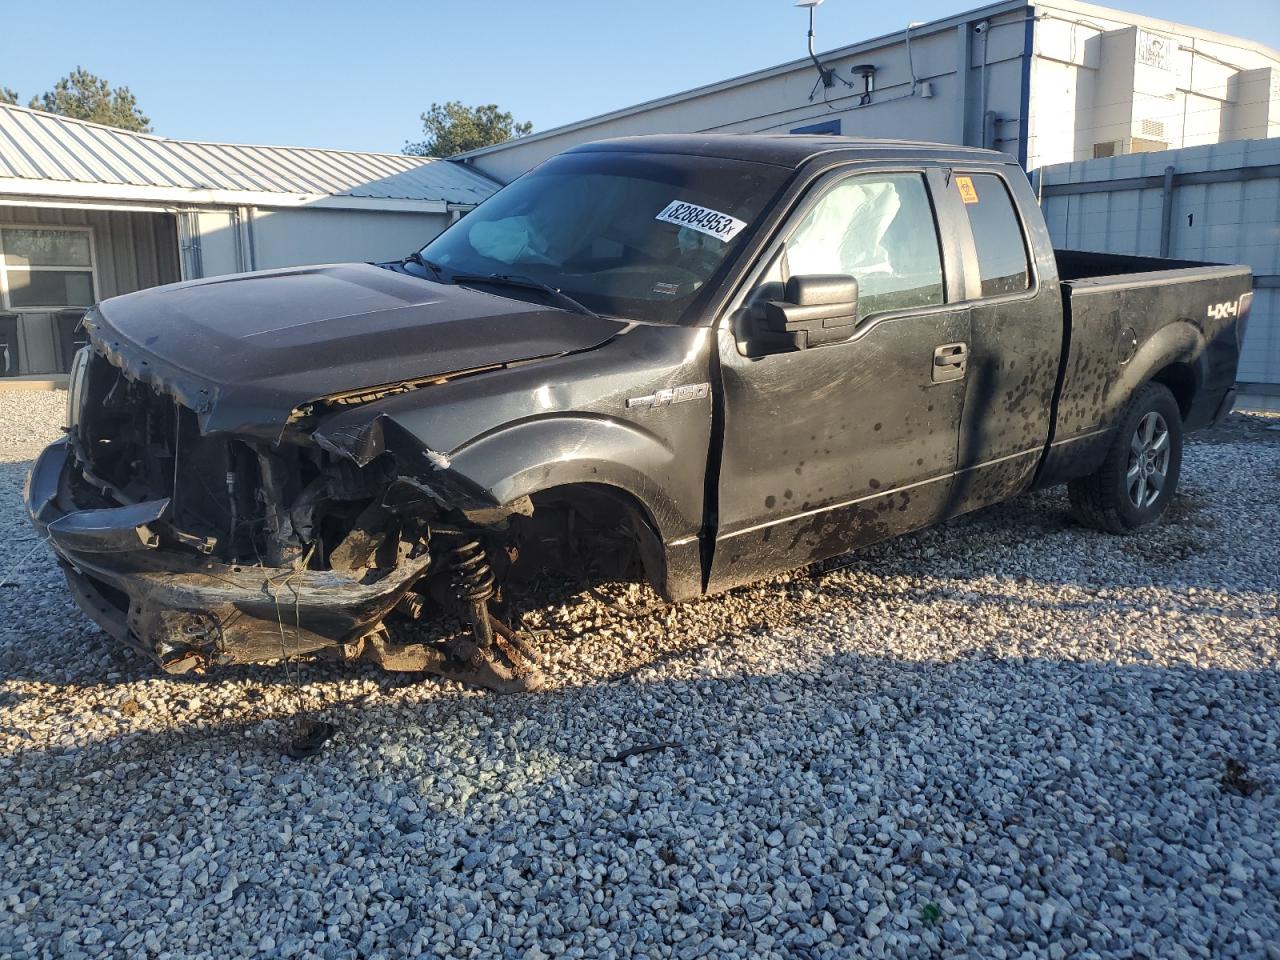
[0,390,1277,959]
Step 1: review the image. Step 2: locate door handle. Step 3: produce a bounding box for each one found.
[932,342,967,383]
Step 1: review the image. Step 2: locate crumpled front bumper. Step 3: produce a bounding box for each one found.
[25,438,429,673]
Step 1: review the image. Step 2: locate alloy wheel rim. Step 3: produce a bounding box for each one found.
[1126,411,1170,509]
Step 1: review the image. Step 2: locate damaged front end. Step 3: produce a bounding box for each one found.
[26,349,546,691]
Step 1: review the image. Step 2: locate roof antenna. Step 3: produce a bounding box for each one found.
[797,0,854,101]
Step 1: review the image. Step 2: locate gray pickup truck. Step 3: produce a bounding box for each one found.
[26,135,1251,691]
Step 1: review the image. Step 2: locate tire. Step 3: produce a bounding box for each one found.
[1068,381,1183,534]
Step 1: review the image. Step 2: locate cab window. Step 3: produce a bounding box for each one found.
[782,172,945,319]
[954,173,1031,297]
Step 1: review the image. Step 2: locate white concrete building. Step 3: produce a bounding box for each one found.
[0,103,498,377]
[458,0,1280,183]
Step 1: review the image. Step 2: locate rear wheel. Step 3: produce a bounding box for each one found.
[1068,381,1183,534]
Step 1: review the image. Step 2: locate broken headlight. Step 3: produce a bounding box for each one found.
[65,344,92,431]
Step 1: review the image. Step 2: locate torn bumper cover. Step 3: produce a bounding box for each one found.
[26,438,430,674]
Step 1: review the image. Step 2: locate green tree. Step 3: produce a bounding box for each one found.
[405,101,532,158]
[0,87,18,106]
[27,67,150,132]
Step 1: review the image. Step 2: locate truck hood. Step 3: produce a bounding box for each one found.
[87,262,626,436]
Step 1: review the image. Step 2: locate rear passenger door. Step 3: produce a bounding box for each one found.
[947,168,1064,512]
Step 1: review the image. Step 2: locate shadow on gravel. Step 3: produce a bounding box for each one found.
[4,651,1276,958]
[3,633,1276,954]
[1189,412,1280,446]
[2,640,1277,960]
[2,640,1277,791]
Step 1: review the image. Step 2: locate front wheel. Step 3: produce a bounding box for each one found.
[1068,381,1183,534]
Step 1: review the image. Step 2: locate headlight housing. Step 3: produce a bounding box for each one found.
[65,344,91,431]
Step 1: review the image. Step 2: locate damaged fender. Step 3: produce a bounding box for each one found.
[313,408,702,599]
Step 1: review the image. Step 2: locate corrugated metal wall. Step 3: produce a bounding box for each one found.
[0,205,180,373]
[0,205,180,299]
[1039,137,1280,411]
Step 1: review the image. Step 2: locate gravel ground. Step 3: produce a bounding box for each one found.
[1,389,1277,960]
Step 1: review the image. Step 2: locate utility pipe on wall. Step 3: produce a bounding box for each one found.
[1159,165,1177,257]
[976,20,990,147]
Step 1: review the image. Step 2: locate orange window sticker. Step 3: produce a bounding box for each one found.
[955,175,979,204]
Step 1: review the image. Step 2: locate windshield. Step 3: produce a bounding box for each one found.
[417,151,788,324]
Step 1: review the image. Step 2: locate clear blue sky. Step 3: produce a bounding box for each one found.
[3,0,1277,153]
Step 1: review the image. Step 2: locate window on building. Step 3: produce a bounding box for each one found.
[1129,137,1170,154]
[782,172,944,318]
[954,174,1030,298]
[790,119,841,135]
[0,226,96,310]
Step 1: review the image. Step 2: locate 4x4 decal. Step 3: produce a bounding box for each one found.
[1207,298,1242,321]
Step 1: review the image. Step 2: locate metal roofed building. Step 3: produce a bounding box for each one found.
[0,102,499,378]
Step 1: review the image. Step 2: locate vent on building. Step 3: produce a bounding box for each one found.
[1140,118,1166,138]
[1093,141,1120,159]
[1130,137,1170,153]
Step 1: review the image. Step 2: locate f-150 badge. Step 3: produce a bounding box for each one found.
[627,382,710,410]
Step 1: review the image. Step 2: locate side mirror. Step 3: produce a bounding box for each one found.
[762,274,858,349]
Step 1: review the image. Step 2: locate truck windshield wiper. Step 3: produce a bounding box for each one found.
[450,272,601,319]
[401,251,444,281]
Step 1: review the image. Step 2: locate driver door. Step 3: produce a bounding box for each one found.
[708,166,971,591]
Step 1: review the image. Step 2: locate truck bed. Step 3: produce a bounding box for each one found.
[1042,249,1251,485]
[1054,248,1226,282]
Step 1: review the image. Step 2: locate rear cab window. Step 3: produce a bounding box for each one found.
[953,172,1032,298]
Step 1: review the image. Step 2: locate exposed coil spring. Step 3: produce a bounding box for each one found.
[449,539,495,605]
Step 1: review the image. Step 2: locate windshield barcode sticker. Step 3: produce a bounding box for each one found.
[655,201,747,243]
